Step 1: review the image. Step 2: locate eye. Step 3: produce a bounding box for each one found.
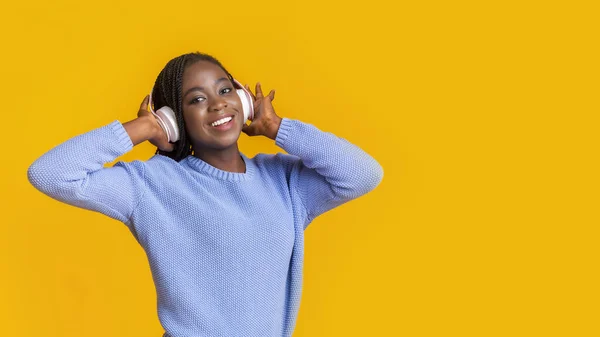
[190,88,232,104]
[190,96,205,104]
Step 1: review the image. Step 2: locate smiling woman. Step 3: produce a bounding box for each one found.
[179,60,250,165]
[26,51,384,337]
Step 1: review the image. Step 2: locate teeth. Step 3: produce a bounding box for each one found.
[211,116,232,127]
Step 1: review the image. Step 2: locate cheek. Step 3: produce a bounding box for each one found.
[183,111,207,135]
[229,95,242,112]
[231,98,245,124]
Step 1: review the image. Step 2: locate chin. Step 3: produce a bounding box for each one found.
[209,133,242,150]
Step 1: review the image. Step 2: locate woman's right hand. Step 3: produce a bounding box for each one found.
[137,95,176,152]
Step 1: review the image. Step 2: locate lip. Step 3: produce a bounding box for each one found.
[207,113,235,126]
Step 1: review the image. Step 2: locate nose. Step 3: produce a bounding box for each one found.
[209,96,227,112]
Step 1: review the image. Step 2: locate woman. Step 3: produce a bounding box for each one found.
[27,52,383,337]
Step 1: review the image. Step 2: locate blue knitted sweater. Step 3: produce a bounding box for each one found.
[27,117,383,337]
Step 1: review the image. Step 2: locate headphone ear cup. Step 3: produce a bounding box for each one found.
[155,106,180,142]
[232,79,254,123]
[236,89,252,123]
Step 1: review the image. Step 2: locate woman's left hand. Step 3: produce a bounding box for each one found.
[242,82,282,140]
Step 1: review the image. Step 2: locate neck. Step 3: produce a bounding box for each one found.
[192,143,246,173]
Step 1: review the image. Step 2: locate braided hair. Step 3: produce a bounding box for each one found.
[151,52,235,162]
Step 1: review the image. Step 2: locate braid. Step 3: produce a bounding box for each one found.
[152,52,235,162]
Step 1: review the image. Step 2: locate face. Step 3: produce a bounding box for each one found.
[181,60,244,152]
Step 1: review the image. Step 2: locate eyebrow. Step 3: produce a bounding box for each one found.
[183,77,230,98]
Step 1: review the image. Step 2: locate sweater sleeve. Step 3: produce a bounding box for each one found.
[26,120,145,227]
[275,118,383,229]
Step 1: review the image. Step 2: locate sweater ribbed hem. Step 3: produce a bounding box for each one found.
[109,120,134,154]
[275,117,293,148]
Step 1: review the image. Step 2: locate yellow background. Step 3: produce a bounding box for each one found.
[1,0,598,336]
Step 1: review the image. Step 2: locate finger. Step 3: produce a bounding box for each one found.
[245,84,256,101]
[165,143,176,152]
[140,95,149,110]
[243,123,257,136]
[268,89,275,101]
[241,124,250,136]
[255,82,263,99]
[252,99,262,111]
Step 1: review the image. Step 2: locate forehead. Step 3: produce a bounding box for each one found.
[182,60,227,87]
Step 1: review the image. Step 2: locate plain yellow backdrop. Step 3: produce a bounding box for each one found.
[1,0,598,336]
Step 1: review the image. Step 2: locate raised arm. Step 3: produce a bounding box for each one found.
[241,82,383,229]
[27,96,172,226]
[276,118,384,227]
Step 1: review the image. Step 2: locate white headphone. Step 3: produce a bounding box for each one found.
[148,78,255,143]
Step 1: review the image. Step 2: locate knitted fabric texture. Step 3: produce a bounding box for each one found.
[27,117,383,337]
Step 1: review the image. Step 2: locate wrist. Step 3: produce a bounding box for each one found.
[141,115,163,145]
[266,116,283,140]
[123,116,157,146]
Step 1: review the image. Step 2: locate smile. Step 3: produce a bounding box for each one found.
[211,116,233,127]
[209,115,236,132]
